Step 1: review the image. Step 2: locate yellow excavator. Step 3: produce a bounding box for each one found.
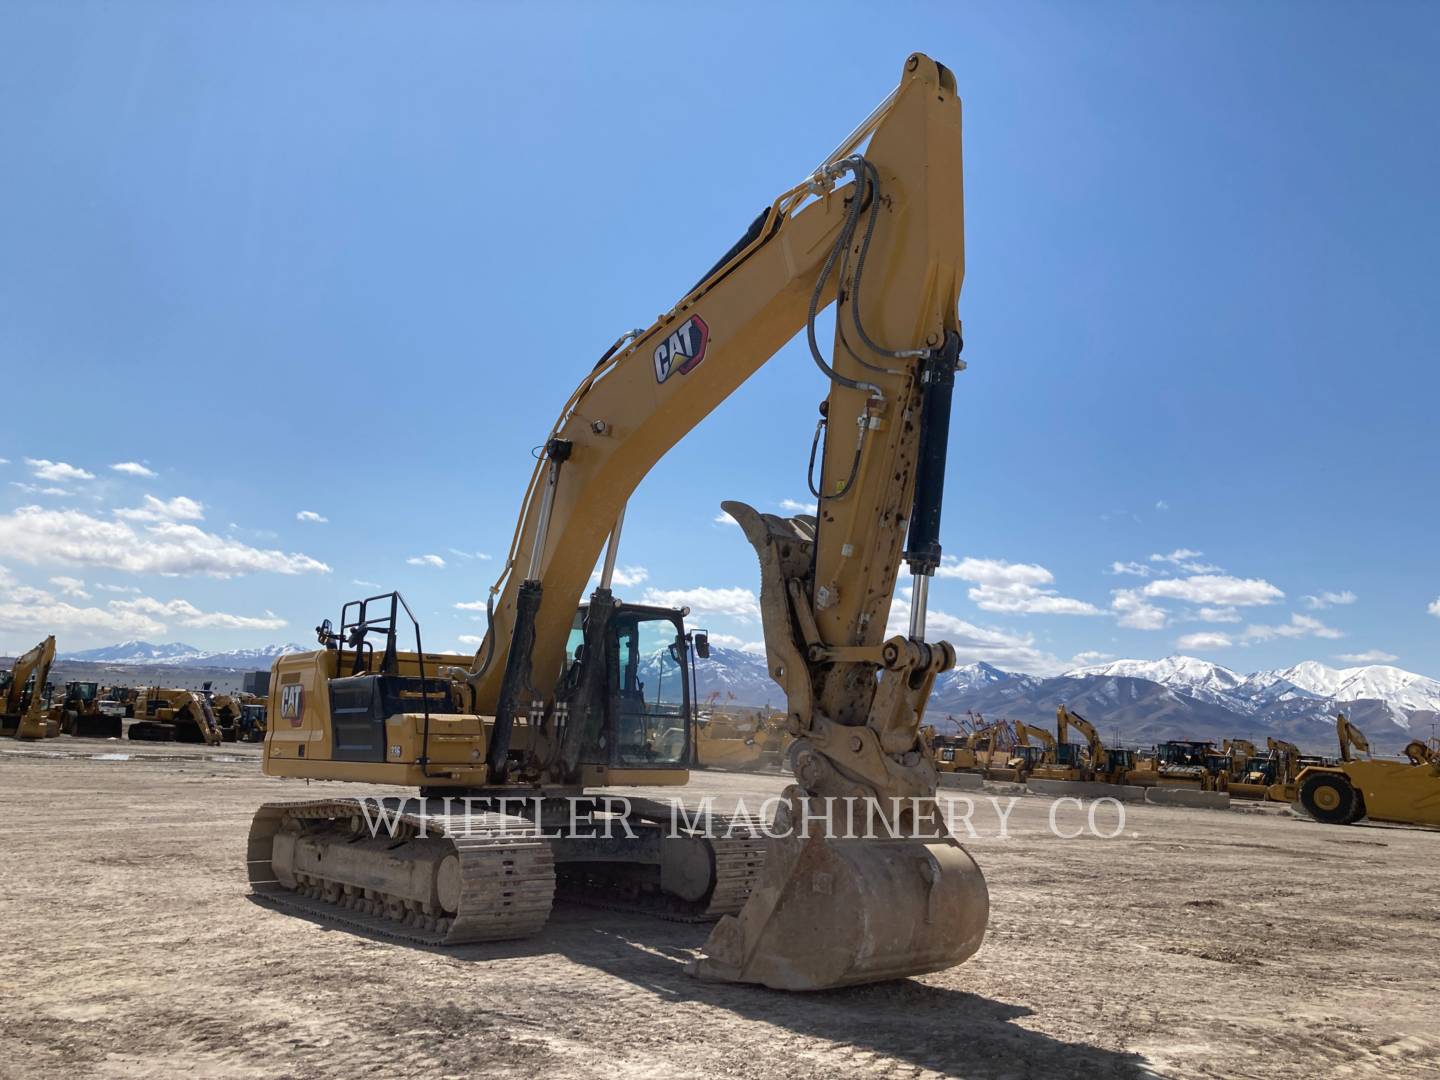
[129,687,224,744]
[1296,713,1440,827]
[1055,704,1136,784]
[246,53,988,991]
[1,636,58,740]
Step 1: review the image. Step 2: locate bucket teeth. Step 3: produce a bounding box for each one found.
[690,796,988,991]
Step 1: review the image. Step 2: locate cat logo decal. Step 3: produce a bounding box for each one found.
[653,315,709,383]
[280,683,304,727]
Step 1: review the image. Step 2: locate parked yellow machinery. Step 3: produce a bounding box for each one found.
[129,687,224,744]
[1055,705,1137,784]
[694,704,789,771]
[1297,714,1440,827]
[245,54,988,991]
[1,636,58,740]
[51,680,124,739]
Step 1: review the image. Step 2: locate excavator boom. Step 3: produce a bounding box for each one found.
[1,636,57,740]
[251,53,986,993]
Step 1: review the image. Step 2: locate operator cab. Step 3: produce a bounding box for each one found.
[563,602,698,768]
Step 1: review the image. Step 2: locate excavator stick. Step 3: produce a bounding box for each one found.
[692,788,988,990]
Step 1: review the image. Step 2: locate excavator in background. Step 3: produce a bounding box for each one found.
[129,687,224,744]
[1055,705,1136,784]
[1001,721,1055,783]
[1336,711,1371,762]
[1,636,58,740]
[246,54,988,991]
[1297,713,1440,827]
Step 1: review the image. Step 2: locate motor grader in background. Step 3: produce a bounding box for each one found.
[1296,713,1440,827]
[1,636,58,740]
[128,687,224,744]
[246,53,988,992]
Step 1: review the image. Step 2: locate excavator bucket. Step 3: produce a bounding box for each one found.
[691,790,988,990]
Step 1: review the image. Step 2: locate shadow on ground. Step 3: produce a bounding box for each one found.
[252,894,1157,1078]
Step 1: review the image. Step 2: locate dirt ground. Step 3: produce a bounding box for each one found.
[1,741,1437,1079]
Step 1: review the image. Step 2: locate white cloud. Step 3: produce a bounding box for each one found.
[110,595,288,630]
[454,599,487,612]
[937,556,1098,613]
[1147,548,1222,574]
[296,510,328,524]
[0,458,8,465]
[1177,631,1233,650]
[0,581,284,637]
[885,598,1068,674]
[1430,597,1440,619]
[1302,590,1356,610]
[353,579,382,589]
[1112,588,1167,630]
[115,495,205,523]
[458,634,485,647]
[1143,574,1283,607]
[1108,561,1152,577]
[446,548,492,561]
[1334,650,1398,663]
[705,632,767,654]
[591,564,648,588]
[0,505,330,578]
[25,458,94,482]
[94,582,141,594]
[407,554,446,568]
[1068,651,1114,666]
[1155,500,1169,511]
[967,582,1102,616]
[49,576,90,599]
[1194,606,1241,623]
[713,511,738,526]
[779,498,818,514]
[10,481,73,497]
[937,556,1053,587]
[0,593,163,638]
[1243,613,1343,642]
[110,462,157,479]
[1149,548,1202,564]
[640,586,761,623]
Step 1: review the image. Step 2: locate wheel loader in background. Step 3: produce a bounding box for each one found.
[246,53,989,992]
[1,636,58,740]
[51,681,124,739]
[1297,714,1440,827]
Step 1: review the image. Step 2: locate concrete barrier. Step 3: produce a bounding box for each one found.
[1024,778,1147,803]
[1144,786,1231,810]
[937,771,985,791]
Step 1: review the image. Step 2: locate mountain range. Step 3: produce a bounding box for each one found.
[57,640,309,668]
[923,656,1439,755]
[50,642,1440,756]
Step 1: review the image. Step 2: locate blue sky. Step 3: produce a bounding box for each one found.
[2,3,1438,675]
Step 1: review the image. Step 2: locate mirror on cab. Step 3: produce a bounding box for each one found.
[692,631,710,659]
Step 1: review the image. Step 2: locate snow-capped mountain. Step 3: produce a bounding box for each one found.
[60,641,207,664]
[1251,662,1440,714]
[58,641,309,669]
[1065,655,1247,707]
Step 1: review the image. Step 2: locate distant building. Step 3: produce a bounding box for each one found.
[243,670,271,696]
